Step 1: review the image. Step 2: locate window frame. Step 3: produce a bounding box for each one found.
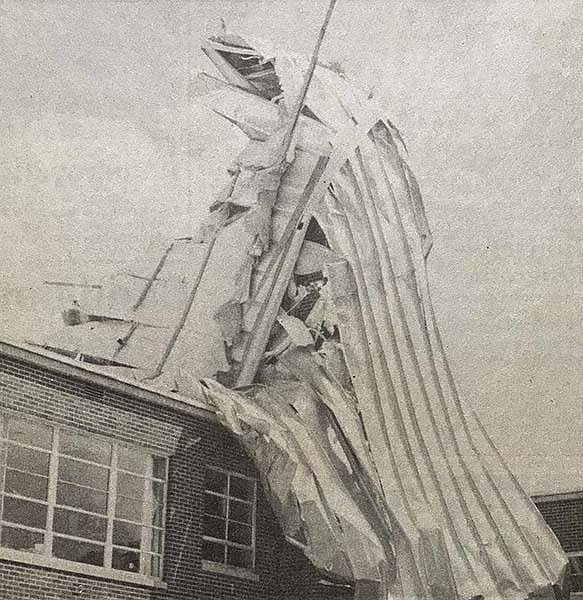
[568,551,583,593]
[201,465,258,576]
[0,412,168,588]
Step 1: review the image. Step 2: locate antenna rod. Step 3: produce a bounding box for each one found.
[281,0,338,153]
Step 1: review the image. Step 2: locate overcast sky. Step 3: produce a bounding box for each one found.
[1,0,581,495]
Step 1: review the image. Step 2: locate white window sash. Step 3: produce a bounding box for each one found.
[0,415,167,580]
[203,468,257,568]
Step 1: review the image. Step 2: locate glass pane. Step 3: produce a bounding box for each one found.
[59,430,111,465]
[56,482,108,515]
[143,553,162,577]
[151,528,163,554]
[0,525,45,553]
[53,536,104,566]
[151,481,164,527]
[229,475,254,501]
[117,472,144,501]
[58,457,109,491]
[7,418,52,450]
[152,456,166,480]
[2,496,47,529]
[112,547,140,572]
[118,446,146,475]
[53,508,107,542]
[227,522,253,546]
[229,499,252,524]
[203,515,226,540]
[571,556,583,574]
[115,496,143,523]
[205,469,227,495]
[4,469,48,500]
[113,520,141,549]
[204,493,227,518]
[227,545,253,569]
[6,445,50,476]
[202,539,226,564]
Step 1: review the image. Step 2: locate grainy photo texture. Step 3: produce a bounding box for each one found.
[0,1,581,599]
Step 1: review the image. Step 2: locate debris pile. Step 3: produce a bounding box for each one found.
[38,20,567,600]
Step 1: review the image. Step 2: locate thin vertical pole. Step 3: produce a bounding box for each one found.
[280,0,338,155]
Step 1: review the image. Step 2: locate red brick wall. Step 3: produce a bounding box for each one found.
[0,353,352,600]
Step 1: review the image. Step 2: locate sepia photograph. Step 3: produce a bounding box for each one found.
[0,1,581,598]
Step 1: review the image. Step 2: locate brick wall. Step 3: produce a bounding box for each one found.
[535,497,583,554]
[275,541,354,600]
[0,560,149,600]
[0,352,352,600]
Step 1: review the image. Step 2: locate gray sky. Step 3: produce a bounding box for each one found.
[1,0,581,495]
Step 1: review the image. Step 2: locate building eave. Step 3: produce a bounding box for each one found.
[0,339,218,423]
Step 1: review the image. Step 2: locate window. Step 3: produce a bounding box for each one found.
[202,467,256,570]
[0,414,167,580]
[568,553,583,593]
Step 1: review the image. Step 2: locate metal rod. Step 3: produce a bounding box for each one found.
[280,0,338,155]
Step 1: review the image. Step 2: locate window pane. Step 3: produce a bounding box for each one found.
[203,515,226,540]
[152,456,166,480]
[151,481,164,527]
[205,469,227,495]
[117,472,144,501]
[4,469,48,501]
[229,499,252,524]
[0,525,45,553]
[2,496,47,529]
[7,418,52,450]
[53,508,107,542]
[53,536,104,566]
[204,493,227,518]
[227,522,253,546]
[202,539,225,564]
[59,430,111,466]
[227,545,253,569]
[571,556,583,574]
[118,446,146,475]
[229,475,254,501]
[143,552,162,577]
[6,445,50,476]
[112,547,140,573]
[58,457,109,491]
[56,482,108,515]
[115,496,143,523]
[151,528,163,554]
[113,520,141,549]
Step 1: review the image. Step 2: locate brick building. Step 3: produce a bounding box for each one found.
[2,337,582,600]
[0,340,351,600]
[534,492,583,598]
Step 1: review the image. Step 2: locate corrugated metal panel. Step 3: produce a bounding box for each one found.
[309,119,567,599]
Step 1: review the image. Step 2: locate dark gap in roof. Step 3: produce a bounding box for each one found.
[217,50,282,100]
[301,105,323,123]
[305,217,329,248]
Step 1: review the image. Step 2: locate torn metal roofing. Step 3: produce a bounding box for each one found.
[39,15,568,600]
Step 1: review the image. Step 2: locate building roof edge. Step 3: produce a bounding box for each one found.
[0,339,217,423]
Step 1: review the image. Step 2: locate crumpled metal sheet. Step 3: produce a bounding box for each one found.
[41,28,568,600]
[192,32,568,600]
[309,120,567,599]
[185,371,395,599]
